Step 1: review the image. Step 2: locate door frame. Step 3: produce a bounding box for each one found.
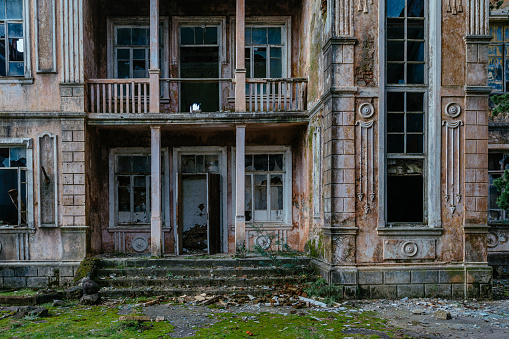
[173,146,227,254]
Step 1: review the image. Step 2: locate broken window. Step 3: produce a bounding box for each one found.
[488,152,509,223]
[0,147,27,226]
[245,26,285,79]
[245,153,286,223]
[488,25,509,93]
[115,155,151,224]
[180,154,219,174]
[385,0,426,224]
[0,0,25,76]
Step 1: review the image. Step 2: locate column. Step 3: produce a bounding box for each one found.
[235,125,246,252]
[149,0,160,113]
[235,0,246,112]
[150,126,162,256]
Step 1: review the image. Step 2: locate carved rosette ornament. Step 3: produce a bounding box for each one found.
[401,241,418,257]
[255,235,271,250]
[442,102,463,214]
[487,232,499,248]
[132,237,149,253]
[356,102,376,215]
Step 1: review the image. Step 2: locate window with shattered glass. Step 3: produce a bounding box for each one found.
[245,153,285,223]
[0,147,27,226]
[488,152,509,223]
[0,0,25,76]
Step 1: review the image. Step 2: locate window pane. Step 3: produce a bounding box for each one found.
[387,0,405,17]
[387,134,404,153]
[132,156,149,173]
[117,60,130,78]
[406,134,423,153]
[9,38,23,60]
[407,113,424,132]
[407,63,424,84]
[118,185,130,212]
[245,47,251,78]
[195,27,204,44]
[254,154,268,171]
[270,57,282,78]
[408,0,424,17]
[0,148,8,167]
[117,48,129,59]
[204,27,217,44]
[387,63,404,84]
[196,155,204,173]
[387,41,404,61]
[387,92,404,111]
[407,41,424,62]
[245,27,252,45]
[0,24,4,38]
[132,28,147,46]
[269,154,283,171]
[271,174,283,185]
[8,61,23,76]
[245,154,253,171]
[0,169,20,225]
[253,47,267,78]
[117,156,131,172]
[133,188,147,212]
[9,147,25,166]
[270,186,283,210]
[406,92,424,111]
[491,26,503,42]
[387,113,404,132]
[268,27,281,44]
[117,28,131,45]
[7,22,22,38]
[254,175,267,210]
[205,155,219,173]
[0,0,5,20]
[181,27,194,45]
[489,153,503,170]
[6,0,22,19]
[407,20,424,39]
[245,175,252,221]
[252,27,267,44]
[387,19,404,39]
[181,155,195,173]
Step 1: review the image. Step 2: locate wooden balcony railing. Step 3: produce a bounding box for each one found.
[246,78,307,112]
[88,79,150,114]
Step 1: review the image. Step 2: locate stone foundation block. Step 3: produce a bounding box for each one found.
[371,285,397,299]
[480,284,492,299]
[466,269,492,284]
[0,268,14,277]
[27,277,49,288]
[15,266,38,277]
[397,284,424,298]
[384,270,411,284]
[359,271,383,285]
[4,277,27,288]
[411,270,439,284]
[343,285,357,299]
[331,270,357,285]
[439,270,464,284]
[425,284,452,298]
[59,266,74,277]
[452,284,465,298]
[466,284,480,298]
[38,267,57,277]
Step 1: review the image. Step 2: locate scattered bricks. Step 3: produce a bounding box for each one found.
[452,284,466,298]
[0,268,15,277]
[359,271,383,285]
[27,277,49,288]
[384,271,411,284]
[411,270,438,284]
[397,284,424,298]
[425,284,452,298]
[439,270,464,284]
[4,277,27,288]
[370,285,397,299]
[15,266,38,277]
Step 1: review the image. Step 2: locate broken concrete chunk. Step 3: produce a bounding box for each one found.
[412,309,426,315]
[434,310,452,320]
[298,296,328,308]
[13,306,49,319]
[80,293,101,305]
[155,316,165,322]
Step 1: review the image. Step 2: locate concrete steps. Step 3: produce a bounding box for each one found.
[95,255,315,298]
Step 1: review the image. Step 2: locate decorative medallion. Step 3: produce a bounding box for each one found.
[358,103,375,119]
[445,102,461,118]
[131,237,149,253]
[401,241,418,257]
[487,232,499,248]
[255,235,272,250]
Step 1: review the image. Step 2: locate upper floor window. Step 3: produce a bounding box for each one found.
[386,0,425,85]
[488,25,509,93]
[245,26,285,79]
[0,0,24,77]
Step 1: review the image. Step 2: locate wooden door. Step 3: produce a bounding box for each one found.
[207,173,221,254]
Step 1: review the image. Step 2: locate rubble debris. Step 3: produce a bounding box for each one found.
[80,293,101,305]
[434,310,452,320]
[119,315,150,322]
[13,306,49,319]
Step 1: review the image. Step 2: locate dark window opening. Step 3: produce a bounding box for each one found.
[387,158,423,223]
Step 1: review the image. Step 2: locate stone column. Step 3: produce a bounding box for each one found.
[235,125,246,252]
[235,0,246,112]
[149,0,160,113]
[321,36,358,266]
[150,126,162,256]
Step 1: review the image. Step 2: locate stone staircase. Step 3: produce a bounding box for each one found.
[95,255,315,298]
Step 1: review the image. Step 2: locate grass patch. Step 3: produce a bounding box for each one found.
[0,289,38,297]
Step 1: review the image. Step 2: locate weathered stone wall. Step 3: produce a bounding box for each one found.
[0,263,79,289]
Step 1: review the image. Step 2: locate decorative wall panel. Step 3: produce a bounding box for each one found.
[35,0,56,72]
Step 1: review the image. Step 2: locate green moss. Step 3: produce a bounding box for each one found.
[73,257,100,283]
[0,289,38,297]
[306,231,325,259]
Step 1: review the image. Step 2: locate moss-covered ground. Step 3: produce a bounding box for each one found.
[0,299,404,338]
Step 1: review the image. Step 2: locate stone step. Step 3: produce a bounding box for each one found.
[100,286,280,299]
[96,266,313,278]
[98,257,312,269]
[97,275,309,289]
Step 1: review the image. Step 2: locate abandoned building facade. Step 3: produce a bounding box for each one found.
[0,0,501,298]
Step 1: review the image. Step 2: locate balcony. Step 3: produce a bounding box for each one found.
[86,78,307,114]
